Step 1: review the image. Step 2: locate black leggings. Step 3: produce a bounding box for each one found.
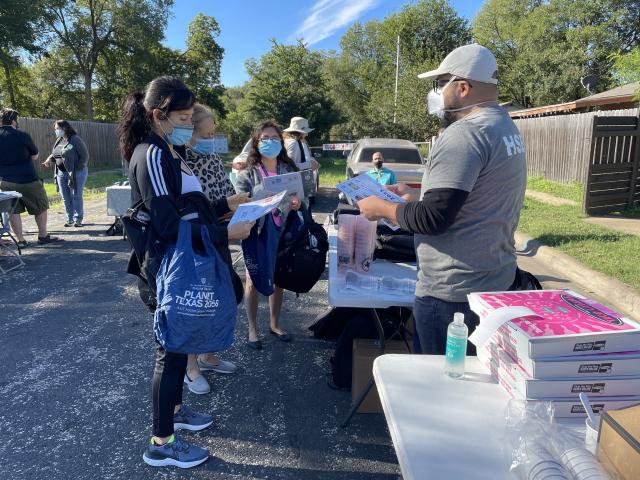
[152,343,188,437]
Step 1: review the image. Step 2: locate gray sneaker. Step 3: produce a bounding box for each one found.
[197,357,238,374]
[183,373,210,394]
[173,404,214,431]
[142,434,209,468]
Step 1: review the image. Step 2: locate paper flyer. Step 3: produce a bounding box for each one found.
[228,190,287,225]
[263,170,315,200]
[336,174,405,204]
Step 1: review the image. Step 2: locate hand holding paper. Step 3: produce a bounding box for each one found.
[228,190,287,226]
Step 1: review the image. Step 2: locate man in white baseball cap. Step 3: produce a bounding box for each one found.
[356,44,528,356]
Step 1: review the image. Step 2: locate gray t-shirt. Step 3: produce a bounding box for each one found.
[415,105,526,302]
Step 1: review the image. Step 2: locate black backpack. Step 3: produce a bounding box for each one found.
[274,206,328,294]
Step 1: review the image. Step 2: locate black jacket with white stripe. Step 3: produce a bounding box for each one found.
[126,132,236,298]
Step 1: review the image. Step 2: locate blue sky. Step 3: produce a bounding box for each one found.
[164,0,484,87]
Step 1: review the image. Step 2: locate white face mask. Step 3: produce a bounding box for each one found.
[55,128,64,138]
[427,76,494,120]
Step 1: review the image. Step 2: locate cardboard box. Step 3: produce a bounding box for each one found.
[486,337,640,379]
[597,403,640,479]
[479,343,640,398]
[468,290,640,358]
[352,339,411,413]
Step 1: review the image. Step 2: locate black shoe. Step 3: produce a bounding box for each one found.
[247,340,262,350]
[269,329,292,342]
[74,222,83,227]
[64,222,74,227]
[37,235,61,244]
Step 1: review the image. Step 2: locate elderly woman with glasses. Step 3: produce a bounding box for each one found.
[234,120,301,350]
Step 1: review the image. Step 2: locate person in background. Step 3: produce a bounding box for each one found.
[355,44,526,356]
[364,151,397,186]
[178,103,248,395]
[283,116,319,204]
[43,120,89,227]
[235,120,301,350]
[0,108,59,246]
[119,76,253,469]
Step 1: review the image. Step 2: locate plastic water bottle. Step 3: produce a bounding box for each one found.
[444,313,468,379]
[345,270,380,290]
[381,277,415,295]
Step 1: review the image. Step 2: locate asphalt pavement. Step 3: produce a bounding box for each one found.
[0,189,400,480]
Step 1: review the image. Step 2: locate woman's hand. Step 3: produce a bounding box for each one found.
[311,159,320,171]
[226,192,250,212]
[227,220,255,241]
[42,156,53,168]
[290,195,301,211]
[386,183,419,202]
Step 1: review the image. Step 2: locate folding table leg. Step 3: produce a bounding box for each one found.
[340,308,386,428]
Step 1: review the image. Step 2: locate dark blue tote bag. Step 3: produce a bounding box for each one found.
[241,213,280,296]
[154,221,237,354]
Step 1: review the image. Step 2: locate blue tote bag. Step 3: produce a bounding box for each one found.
[241,213,280,296]
[154,221,237,354]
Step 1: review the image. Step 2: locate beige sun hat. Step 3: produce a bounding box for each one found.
[283,116,314,133]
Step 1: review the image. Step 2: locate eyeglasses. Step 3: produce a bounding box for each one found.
[259,136,280,142]
[432,78,471,93]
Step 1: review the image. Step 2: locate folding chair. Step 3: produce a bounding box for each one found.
[0,196,25,274]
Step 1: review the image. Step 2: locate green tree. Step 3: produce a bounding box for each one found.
[41,0,173,120]
[325,0,470,140]
[612,47,640,84]
[0,0,44,109]
[243,40,340,143]
[472,0,640,107]
[182,13,226,117]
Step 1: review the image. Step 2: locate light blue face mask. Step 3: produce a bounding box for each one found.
[164,118,194,146]
[192,138,215,155]
[258,139,282,158]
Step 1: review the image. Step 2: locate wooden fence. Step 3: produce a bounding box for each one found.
[584,116,640,215]
[20,117,120,176]
[514,108,639,184]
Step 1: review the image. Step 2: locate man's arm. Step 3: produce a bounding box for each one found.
[357,187,469,235]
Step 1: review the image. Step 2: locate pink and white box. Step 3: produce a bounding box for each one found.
[468,290,640,359]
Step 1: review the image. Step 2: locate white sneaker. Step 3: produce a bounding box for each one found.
[197,357,238,374]
[183,373,210,395]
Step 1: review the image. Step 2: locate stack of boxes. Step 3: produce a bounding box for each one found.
[471,290,640,417]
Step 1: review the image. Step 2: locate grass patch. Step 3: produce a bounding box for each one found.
[44,169,126,204]
[518,197,640,289]
[318,156,346,187]
[527,177,584,203]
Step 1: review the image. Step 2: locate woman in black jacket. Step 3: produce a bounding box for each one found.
[118,76,253,469]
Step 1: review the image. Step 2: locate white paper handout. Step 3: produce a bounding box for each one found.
[336,174,405,204]
[336,174,405,230]
[262,170,315,200]
[228,190,287,226]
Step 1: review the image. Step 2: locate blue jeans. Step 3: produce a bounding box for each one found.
[57,168,88,223]
[412,295,480,355]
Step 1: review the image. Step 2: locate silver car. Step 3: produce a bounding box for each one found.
[346,138,425,188]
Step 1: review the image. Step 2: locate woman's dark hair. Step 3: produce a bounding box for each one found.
[245,120,298,171]
[54,120,77,137]
[117,76,196,160]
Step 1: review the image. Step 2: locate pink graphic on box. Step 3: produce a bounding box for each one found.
[478,291,635,338]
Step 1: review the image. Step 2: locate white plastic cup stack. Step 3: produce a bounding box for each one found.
[560,448,611,480]
[525,448,570,480]
[584,416,600,455]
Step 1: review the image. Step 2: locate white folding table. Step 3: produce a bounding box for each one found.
[373,354,512,480]
[326,224,417,426]
[105,184,131,236]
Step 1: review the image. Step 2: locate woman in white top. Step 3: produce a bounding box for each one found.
[283,117,319,203]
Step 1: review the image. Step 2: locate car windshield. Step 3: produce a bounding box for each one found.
[359,147,421,164]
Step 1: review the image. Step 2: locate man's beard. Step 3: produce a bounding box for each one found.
[440,110,460,129]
